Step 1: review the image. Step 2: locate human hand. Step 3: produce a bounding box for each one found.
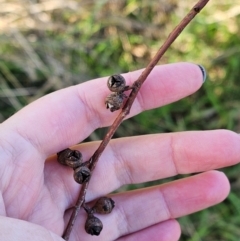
[0,62,239,241]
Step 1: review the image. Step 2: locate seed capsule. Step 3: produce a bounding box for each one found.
[74,166,91,184]
[92,197,115,214]
[57,148,83,168]
[85,214,103,236]
[107,74,126,92]
[105,92,125,112]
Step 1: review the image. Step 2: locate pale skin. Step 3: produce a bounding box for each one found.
[0,62,239,241]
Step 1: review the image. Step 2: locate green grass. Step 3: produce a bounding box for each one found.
[1,0,240,240]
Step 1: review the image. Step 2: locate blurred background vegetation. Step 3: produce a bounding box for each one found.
[1,0,240,240]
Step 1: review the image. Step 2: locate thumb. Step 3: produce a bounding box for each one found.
[0,216,63,241]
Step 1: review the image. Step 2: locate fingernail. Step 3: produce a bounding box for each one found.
[197,64,207,83]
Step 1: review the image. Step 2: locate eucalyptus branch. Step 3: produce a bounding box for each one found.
[62,0,210,240]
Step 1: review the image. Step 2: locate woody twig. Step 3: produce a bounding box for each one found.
[60,0,210,240]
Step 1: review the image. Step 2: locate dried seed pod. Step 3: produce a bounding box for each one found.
[105,92,125,112]
[85,214,103,236]
[92,197,115,214]
[107,74,126,92]
[57,148,83,168]
[74,166,91,184]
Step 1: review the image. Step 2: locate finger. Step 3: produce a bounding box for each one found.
[1,63,204,156]
[45,129,239,206]
[64,171,229,240]
[0,216,63,241]
[117,220,181,241]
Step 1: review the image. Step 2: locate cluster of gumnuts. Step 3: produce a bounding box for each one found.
[57,149,115,236]
[105,74,130,112]
[56,76,128,235]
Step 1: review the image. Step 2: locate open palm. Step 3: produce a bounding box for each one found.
[0,62,239,241]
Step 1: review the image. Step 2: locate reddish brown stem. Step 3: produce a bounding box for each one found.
[62,0,210,240]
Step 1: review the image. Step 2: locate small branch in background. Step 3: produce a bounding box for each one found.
[62,0,210,240]
[12,29,48,74]
[0,87,37,97]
